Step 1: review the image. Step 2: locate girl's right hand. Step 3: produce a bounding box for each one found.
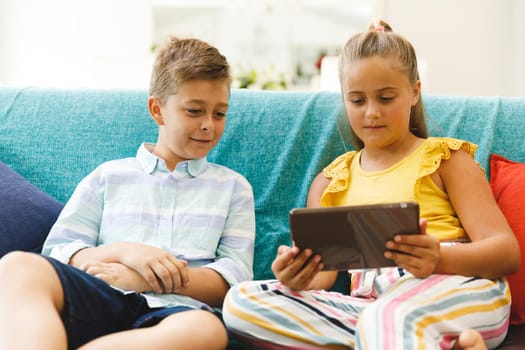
[271,245,324,290]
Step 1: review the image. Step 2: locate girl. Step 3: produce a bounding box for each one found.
[222,21,520,350]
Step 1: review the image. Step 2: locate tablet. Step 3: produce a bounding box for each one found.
[289,202,420,270]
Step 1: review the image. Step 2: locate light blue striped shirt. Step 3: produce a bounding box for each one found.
[42,143,255,310]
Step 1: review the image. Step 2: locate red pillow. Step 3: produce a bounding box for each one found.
[490,153,525,325]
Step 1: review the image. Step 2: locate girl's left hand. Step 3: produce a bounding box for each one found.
[384,219,440,278]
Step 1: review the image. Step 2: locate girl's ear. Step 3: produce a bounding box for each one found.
[411,80,421,106]
[148,96,164,126]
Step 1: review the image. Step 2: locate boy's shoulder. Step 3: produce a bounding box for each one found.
[86,157,138,178]
[96,156,137,170]
[205,162,252,189]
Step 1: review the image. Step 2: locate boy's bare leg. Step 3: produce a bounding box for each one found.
[0,251,67,350]
[79,309,228,350]
[454,329,488,350]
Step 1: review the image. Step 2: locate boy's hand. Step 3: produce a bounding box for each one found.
[120,243,189,294]
[271,245,323,290]
[81,261,152,292]
[384,219,440,278]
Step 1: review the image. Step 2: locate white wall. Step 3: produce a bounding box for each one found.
[152,0,371,86]
[381,0,523,96]
[0,0,523,96]
[0,0,153,89]
[509,0,525,96]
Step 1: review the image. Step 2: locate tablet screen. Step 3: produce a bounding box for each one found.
[289,202,420,270]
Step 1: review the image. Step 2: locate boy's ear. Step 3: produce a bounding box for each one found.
[148,96,164,126]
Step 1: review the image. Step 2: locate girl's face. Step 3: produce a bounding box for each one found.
[341,55,420,150]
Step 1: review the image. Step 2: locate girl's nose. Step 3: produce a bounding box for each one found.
[366,103,380,119]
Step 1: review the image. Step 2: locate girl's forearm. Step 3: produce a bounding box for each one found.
[436,235,520,278]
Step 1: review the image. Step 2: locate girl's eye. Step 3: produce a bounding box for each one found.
[349,98,364,105]
[380,96,395,102]
[215,112,226,118]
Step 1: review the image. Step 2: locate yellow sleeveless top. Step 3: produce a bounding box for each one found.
[320,137,478,241]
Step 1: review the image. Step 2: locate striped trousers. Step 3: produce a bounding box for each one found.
[223,268,510,349]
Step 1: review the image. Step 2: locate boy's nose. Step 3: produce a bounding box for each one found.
[200,117,212,131]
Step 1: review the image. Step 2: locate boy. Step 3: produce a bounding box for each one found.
[0,37,255,350]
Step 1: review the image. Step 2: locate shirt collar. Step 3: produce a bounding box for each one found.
[136,143,208,178]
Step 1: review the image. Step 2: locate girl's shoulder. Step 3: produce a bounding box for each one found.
[418,137,479,178]
[322,150,358,179]
[423,137,478,160]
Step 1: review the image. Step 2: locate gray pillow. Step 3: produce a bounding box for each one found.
[0,161,63,257]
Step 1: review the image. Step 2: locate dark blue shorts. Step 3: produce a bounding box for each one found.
[44,256,202,349]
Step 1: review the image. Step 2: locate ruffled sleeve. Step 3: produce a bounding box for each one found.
[320,151,357,207]
[418,137,479,179]
[319,138,478,208]
[415,137,478,241]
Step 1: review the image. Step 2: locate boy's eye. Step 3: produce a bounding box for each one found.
[186,109,202,115]
[215,111,226,118]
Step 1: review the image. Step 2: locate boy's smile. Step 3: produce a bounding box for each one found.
[148,79,230,171]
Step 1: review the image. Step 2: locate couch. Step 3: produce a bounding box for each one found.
[0,86,524,349]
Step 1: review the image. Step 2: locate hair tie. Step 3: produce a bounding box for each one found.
[374,24,385,32]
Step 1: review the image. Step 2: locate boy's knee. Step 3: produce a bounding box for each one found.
[168,310,228,349]
[0,251,64,310]
[202,313,228,349]
[194,311,228,345]
[0,251,59,289]
[0,251,36,274]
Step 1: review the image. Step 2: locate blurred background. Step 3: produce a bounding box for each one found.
[0,0,523,96]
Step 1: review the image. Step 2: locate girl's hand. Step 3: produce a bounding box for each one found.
[271,245,324,290]
[384,219,440,278]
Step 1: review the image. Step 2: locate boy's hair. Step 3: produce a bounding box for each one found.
[338,20,428,149]
[149,37,232,103]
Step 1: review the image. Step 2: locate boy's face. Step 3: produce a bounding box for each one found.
[149,79,229,170]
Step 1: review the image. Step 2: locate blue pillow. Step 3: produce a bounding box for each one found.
[0,161,63,257]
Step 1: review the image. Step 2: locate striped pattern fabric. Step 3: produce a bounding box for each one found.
[42,143,255,310]
[223,270,511,349]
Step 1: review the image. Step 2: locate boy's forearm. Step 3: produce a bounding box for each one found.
[69,242,130,268]
[71,245,232,306]
[176,267,230,307]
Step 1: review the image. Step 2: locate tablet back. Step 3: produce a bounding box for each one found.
[289,202,419,270]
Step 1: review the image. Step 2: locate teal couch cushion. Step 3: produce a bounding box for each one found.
[1,87,525,281]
